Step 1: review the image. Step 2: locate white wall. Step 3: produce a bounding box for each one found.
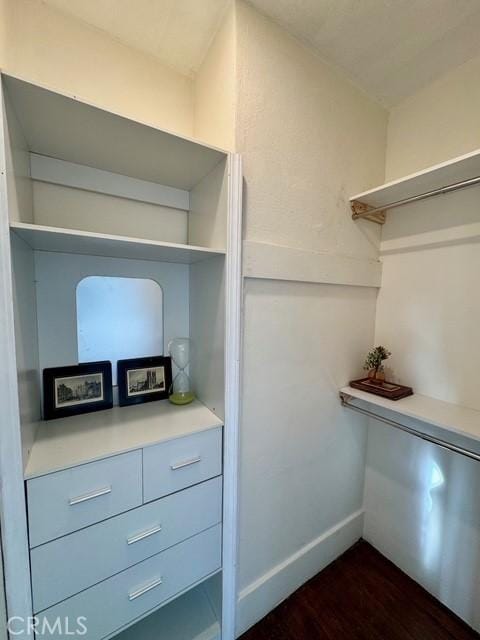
[194,5,236,151]
[364,55,480,632]
[235,2,388,634]
[0,0,194,139]
[33,182,188,245]
[386,52,480,180]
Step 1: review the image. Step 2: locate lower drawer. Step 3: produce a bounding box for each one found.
[36,524,222,640]
[31,477,222,612]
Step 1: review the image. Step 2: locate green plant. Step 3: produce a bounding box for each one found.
[364,346,391,377]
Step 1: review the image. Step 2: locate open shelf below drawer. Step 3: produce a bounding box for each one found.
[114,581,220,640]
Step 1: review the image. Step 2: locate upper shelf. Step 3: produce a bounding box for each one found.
[340,386,480,457]
[11,222,225,264]
[25,399,223,479]
[3,74,227,190]
[350,147,480,224]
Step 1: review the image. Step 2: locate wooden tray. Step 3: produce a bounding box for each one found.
[349,378,413,400]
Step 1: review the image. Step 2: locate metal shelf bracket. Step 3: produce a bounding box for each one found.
[350,200,386,224]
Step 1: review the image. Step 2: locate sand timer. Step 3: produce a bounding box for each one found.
[168,337,195,405]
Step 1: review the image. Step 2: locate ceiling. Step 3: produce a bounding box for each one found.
[42,0,231,77]
[42,0,480,106]
[248,0,480,105]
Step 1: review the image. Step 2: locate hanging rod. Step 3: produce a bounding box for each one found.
[351,174,480,224]
[340,392,480,463]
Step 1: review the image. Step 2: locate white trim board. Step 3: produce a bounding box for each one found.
[236,510,364,637]
[381,221,480,255]
[243,241,382,288]
[222,154,243,640]
[30,153,190,211]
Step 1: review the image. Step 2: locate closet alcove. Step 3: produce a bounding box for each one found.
[0,74,242,640]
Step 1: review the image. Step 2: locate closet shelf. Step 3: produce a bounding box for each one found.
[25,400,223,479]
[350,147,480,224]
[340,387,480,460]
[115,583,220,640]
[11,222,226,264]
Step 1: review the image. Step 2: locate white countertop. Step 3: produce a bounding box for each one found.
[25,400,223,479]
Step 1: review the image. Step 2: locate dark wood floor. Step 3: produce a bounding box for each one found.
[240,540,479,640]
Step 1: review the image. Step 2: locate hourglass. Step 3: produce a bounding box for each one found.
[168,337,195,405]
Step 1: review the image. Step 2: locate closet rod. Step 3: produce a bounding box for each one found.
[340,393,480,463]
[352,174,480,219]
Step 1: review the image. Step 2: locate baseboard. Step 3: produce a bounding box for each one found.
[236,509,364,637]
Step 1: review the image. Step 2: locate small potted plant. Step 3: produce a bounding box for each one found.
[364,346,391,385]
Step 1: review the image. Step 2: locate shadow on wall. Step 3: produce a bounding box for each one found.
[383,186,480,239]
[364,422,480,631]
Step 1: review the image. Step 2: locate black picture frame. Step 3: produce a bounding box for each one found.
[117,356,172,407]
[43,361,113,420]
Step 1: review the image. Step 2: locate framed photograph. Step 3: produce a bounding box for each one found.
[43,361,113,420]
[117,356,172,407]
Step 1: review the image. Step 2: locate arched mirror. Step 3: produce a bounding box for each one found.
[76,276,163,385]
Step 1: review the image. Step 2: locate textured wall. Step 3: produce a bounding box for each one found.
[236,2,386,258]
[194,4,236,150]
[0,0,194,138]
[235,2,388,634]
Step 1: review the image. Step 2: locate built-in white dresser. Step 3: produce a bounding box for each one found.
[24,401,223,640]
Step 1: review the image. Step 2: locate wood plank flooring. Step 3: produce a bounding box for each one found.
[240,540,479,640]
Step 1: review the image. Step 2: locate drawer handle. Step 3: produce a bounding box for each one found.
[170,456,201,471]
[128,577,163,601]
[68,486,112,506]
[127,525,162,545]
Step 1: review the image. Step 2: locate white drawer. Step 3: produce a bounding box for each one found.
[37,524,222,640]
[27,451,142,547]
[143,427,222,503]
[31,477,222,612]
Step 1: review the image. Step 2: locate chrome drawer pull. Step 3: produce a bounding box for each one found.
[170,456,201,471]
[68,486,112,506]
[128,577,163,601]
[127,525,162,545]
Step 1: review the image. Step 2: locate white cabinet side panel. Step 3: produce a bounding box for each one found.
[3,90,33,224]
[11,234,41,465]
[189,159,228,251]
[189,256,225,421]
[0,81,33,633]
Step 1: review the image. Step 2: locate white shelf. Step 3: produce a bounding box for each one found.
[11,222,225,264]
[114,583,220,640]
[350,147,480,209]
[25,400,223,479]
[4,75,226,190]
[341,386,480,453]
